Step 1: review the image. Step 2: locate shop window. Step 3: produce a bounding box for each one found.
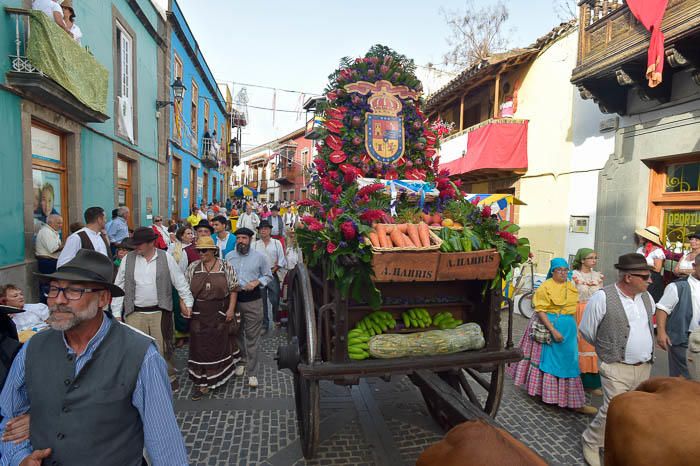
[31,124,67,238]
[665,162,699,193]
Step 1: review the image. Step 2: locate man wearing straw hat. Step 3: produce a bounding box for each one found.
[0,249,188,465]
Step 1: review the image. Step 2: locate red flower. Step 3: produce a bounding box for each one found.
[325,134,342,151]
[357,183,385,197]
[326,90,338,102]
[497,230,518,245]
[359,209,386,223]
[297,199,321,209]
[340,221,356,241]
[301,215,324,232]
[325,107,347,120]
[327,207,344,221]
[314,158,327,172]
[329,151,347,164]
[405,169,427,181]
[384,170,399,180]
[324,119,343,134]
[326,242,338,254]
[481,205,492,218]
[339,164,363,183]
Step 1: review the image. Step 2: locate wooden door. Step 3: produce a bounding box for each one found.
[190,165,197,210]
[171,157,181,220]
[117,157,133,227]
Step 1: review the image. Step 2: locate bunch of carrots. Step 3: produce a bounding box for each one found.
[368,222,432,249]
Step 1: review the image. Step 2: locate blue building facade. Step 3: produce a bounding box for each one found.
[167,0,228,220]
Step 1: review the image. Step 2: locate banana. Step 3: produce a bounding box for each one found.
[408,309,418,320]
[349,351,369,360]
[348,336,369,345]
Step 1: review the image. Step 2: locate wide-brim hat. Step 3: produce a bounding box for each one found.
[195,219,215,234]
[257,220,273,230]
[114,238,135,250]
[35,249,124,297]
[271,205,280,212]
[61,0,75,14]
[131,226,159,245]
[614,253,653,272]
[234,227,254,237]
[689,230,700,240]
[194,236,218,250]
[635,226,663,247]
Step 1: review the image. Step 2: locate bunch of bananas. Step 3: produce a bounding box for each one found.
[432,311,463,330]
[401,308,432,328]
[354,311,396,336]
[347,328,370,360]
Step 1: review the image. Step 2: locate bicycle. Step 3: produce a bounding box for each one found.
[504,258,539,319]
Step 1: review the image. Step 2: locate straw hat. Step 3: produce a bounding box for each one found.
[194,236,218,250]
[635,226,663,247]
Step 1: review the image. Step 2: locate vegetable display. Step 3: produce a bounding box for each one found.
[368,323,486,359]
[368,223,435,249]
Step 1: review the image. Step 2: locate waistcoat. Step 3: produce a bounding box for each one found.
[77,230,113,261]
[123,250,173,318]
[666,279,694,346]
[25,317,151,466]
[596,284,654,364]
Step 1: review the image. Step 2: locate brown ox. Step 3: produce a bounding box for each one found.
[605,377,700,466]
[417,419,547,466]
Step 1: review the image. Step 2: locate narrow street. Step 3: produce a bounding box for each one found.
[173,313,671,465]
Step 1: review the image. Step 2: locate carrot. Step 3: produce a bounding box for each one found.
[369,232,380,247]
[390,228,405,248]
[418,222,430,247]
[401,232,417,248]
[407,224,421,248]
[384,233,394,247]
[397,223,409,234]
[376,224,389,248]
[384,224,395,233]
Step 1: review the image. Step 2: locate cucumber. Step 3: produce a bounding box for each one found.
[408,309,418,320]
[432,313,448,326]
[402,314,411,328]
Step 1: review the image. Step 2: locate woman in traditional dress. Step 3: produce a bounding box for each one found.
[634,225,666,301]
[186,236,240,400]
[169,226,196,348]
[508,258,596,414]
[674,230,700,277]
[571,248,604,395]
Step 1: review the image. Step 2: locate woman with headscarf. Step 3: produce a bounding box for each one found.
[186,236,240,400]
[571,248,604,395]
[634,225,665,301]
[168,226,196,347]
[508,258,596,414]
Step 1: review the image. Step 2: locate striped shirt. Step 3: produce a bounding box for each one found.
[0,313,188,465]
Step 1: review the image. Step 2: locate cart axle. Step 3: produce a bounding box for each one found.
[276,337,301,373]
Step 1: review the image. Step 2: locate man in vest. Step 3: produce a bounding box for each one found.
[56,206,111,269]
[112,227,194,392]
[656,254,700,379]
[578,253,655,466]
[0,249,188,465]
[268,205,286,250]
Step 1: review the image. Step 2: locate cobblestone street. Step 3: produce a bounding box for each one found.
[174,312,669,465]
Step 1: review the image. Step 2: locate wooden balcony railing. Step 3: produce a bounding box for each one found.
[581,0,626,28]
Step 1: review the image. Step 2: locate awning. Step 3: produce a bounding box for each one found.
[439,119,528,177]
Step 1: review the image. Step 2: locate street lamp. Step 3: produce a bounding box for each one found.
[156,77,187,109]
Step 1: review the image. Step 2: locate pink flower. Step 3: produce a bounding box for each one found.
[326,242,338,254]
[340,221,356,241]
[357,183,385,197]
[481,205,492,218]
[359,209,386,224]
[301,215,324,232]
[297,199,322,209]
[497,230,518,245]
[327,207,344,221]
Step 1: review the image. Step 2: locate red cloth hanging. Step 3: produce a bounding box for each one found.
[625,0,669,87]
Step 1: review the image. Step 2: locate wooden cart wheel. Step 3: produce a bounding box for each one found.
[421,364,505,431]
[287,266,321,458]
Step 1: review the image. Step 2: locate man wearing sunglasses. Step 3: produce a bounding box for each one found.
[578,253,656,466]
[0,249,188,465]
[656,254,700,380]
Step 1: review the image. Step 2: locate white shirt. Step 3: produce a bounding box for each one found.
[237,212,261,232]
[35,224,62,259]
[153,224,172,246]
[167,242,189,274]
[579,285,654,364]
[268,215,285,237]
[57,227,108,268]
[636,246,665,266]
[70,23,82,43]
[111,250,194,318]
[12,303,50,332]
[32,0,62,20]
[656,275,700,332]
[253,238,287,270]
[216,232,231,257]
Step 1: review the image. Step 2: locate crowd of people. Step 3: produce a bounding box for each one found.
[508,226,700,466]
[0,198,303,464]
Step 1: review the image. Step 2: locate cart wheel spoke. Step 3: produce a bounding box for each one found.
[456,370,480,406]
[464,367,491,391]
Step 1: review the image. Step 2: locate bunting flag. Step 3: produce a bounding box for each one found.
[626,0,669,87]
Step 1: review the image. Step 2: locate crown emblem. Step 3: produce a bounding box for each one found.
[368,91,402,116]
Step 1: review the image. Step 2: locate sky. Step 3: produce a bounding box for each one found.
[176,0,575,152]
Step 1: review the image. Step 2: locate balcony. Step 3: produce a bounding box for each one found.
[4,8,109,122]
[275,164,296,184]
[438,119,528,182]
[572,0,700,115]
[201,135,219,169]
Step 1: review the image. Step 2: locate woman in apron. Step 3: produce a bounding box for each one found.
[186,236,240,400]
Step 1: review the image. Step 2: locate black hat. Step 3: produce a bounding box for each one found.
[234,227,255,237]
[114,238,135,250]
[35,249,124,297]
[271,205,279,212]
[689,231,700,240]
[131,227,159,245]
[614,253,653,272]
[195,219,215,234]
[257,220,273,230]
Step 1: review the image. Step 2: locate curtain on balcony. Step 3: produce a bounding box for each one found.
[626,0,669,87]
[27,11,108,114]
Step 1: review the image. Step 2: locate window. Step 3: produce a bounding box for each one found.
[213,115,218,140]
[665,162,700,193]
[116,21,134,143]
[173,53,184,142]
[191,80,199,139]
[117,157,134,226]
[203,99,210,133]
[440,99,461,132]
[171,157,181,220]
[31,124,67,238]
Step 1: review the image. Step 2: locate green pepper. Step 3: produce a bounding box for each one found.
[449,236,463,252]
[460,238,472,252]
[440,239,452,252]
